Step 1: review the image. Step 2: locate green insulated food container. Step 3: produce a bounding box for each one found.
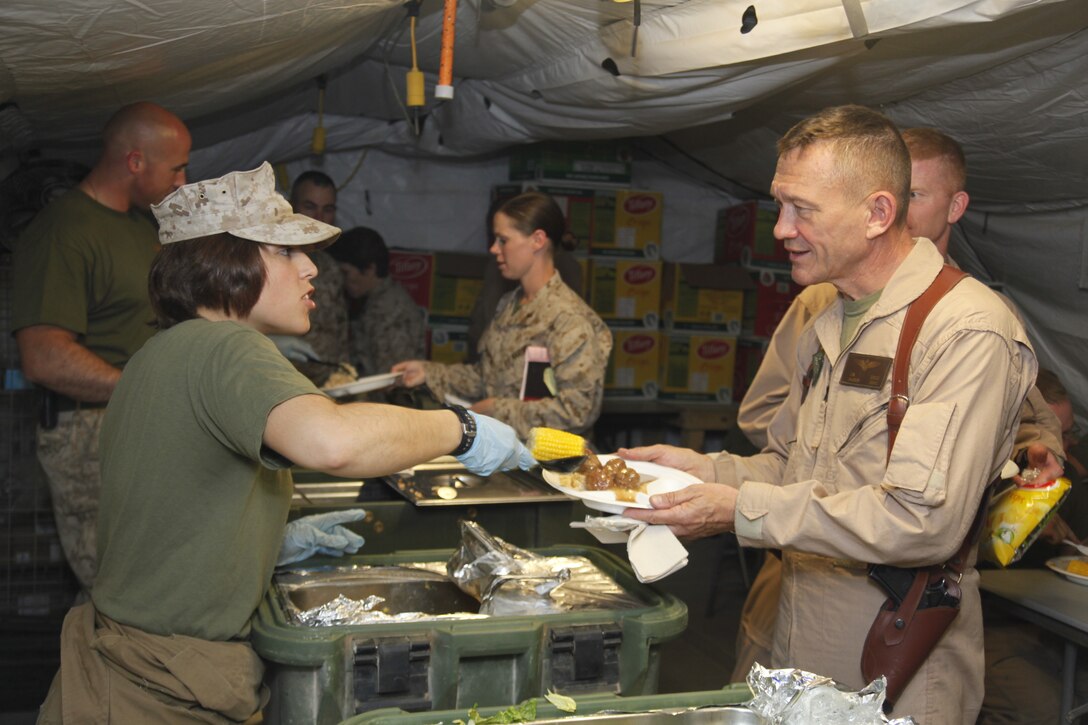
[250,545,688,725]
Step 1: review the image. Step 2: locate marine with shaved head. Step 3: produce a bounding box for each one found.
[13,101,191,591]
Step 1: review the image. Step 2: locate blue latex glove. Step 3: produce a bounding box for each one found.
[455,412,535,476]
[277,509,367,566]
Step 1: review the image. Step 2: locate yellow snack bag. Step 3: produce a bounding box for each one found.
[979,475,1071,567]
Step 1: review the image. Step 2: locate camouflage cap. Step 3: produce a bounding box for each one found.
[151,161,341,246]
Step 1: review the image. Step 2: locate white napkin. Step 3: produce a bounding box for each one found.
[571,515,688,583]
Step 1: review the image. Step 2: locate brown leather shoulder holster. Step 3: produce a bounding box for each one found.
[859,265,991,707]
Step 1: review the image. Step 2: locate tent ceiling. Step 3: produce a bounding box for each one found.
[2,0,1086,210]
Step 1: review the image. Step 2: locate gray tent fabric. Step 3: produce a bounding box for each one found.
[1,0,1085,417]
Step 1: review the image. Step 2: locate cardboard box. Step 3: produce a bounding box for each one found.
[732,335,770,403]
[589,258,662,328]
[492,185,662,259]
[715,200,788,269]
[591,190,663,258]
[509,141,632,184]
[427,325,470,365]
[604,328,662,399]
[387,250,434,309]
[659,332,737,403]
[429,252,487,325]
[388,250,487,326]
[662,263,753,333]
[746,270,803,338]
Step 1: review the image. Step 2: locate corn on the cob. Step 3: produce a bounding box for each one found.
[528,427,587,461]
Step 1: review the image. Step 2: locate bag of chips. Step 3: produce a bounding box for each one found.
[979,470,1071,567]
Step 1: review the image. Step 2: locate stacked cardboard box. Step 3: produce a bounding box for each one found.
[661,263,751,335]
[714,201,804,401]
[493,183,664,260]
[746,269,804,339]
[387,249,489,364]
[604,329,663,400]
[387,250,434,310]
[427,326,470,366]
[714,200,789,270]
[589,190,664,259]
[655,263,755,402]
[589,258,663,329]
[509,140,632,185]
[659,334,737,403]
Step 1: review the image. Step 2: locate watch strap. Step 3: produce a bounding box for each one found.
[446,404,477,456]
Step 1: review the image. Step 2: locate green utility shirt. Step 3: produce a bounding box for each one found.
[12,190,158,366]
[93,319,319,641]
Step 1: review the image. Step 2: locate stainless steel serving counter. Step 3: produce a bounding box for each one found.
[290,460,597,553]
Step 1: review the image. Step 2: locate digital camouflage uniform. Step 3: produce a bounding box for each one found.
[12,189,159,590]
[351,276,425,376]
[295,248,350,385]
[424,272,612,439]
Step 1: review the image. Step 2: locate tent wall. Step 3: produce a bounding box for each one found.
[260,148,738,262]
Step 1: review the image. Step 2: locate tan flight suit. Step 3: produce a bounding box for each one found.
[730,262,1064,690]
[718,239,1036,723]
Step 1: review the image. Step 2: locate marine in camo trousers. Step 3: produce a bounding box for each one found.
[36,409,107,590]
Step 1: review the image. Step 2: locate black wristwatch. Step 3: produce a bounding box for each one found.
[446,404,477,456]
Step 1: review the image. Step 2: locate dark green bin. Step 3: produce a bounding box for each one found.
[250,546,687,725]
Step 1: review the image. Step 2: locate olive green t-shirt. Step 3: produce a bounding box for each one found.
[93,319,320,641]
[841,288,883,349]
[12,189,158,366]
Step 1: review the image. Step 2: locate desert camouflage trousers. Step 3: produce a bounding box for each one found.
[37,409,106,591]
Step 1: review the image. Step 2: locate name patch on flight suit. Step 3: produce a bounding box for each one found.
[839,353,892,389]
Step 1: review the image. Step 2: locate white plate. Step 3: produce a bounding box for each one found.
[1046,556,1088,586]
[540,454,700,515]
[325,372,403,398]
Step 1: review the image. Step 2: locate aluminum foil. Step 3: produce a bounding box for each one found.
[447,520,642,615]
[295,593,489,626]
[276,563,493,626]
[746,664,918,725]
[275,522,641,626]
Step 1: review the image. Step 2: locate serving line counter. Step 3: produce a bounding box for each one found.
[290,459,599,554]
